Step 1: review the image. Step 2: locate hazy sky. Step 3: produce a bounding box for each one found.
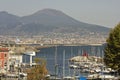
[0,0,120,28]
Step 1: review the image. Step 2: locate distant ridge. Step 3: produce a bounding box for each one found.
[21,8,82,26]
[0,8,110,36]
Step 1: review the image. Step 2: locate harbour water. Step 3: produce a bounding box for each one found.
[23,44,105,78]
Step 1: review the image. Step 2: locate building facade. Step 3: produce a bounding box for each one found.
[0,48,9,69]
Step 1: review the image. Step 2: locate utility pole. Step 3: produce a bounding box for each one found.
[55,46,57,79]
[18,63,20,80]
[62,50,65,79]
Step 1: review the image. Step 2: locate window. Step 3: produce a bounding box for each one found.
[4,54,7,57]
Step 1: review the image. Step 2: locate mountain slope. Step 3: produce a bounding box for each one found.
[0,11,20,25]
[21,9,82,26]
[0,11,21,35]
[0,9,110,36]
[21,9,110,33]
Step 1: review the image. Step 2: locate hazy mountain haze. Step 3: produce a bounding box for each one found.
[0,0,119,28]
[0,9,110,36]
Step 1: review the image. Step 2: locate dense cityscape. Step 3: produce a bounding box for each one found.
[0,32,107,45]
[0,0,120,80]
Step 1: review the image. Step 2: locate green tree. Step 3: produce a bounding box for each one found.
[27,58,48,80]
[104,23,120,74]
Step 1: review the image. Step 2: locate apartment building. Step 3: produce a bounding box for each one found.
[0,48,9,69]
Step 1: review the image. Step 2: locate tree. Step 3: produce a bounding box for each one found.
[104,23,120,75]
[27,58,48,80]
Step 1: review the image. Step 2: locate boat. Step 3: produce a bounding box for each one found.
[88,74,99,79]
[63,76,74,80]
[99,74,115,79]
[19,72,27,77]
[2,73,18,78]
[69,65,78,69]
[88,73,116,79]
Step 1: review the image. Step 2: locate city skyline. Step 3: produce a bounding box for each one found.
[0,0,120,28]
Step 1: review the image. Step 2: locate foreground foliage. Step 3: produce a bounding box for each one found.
[27,58,48,80]
[104,23,120,74]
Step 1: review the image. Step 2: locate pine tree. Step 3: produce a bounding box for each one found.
[104,23,120,75]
